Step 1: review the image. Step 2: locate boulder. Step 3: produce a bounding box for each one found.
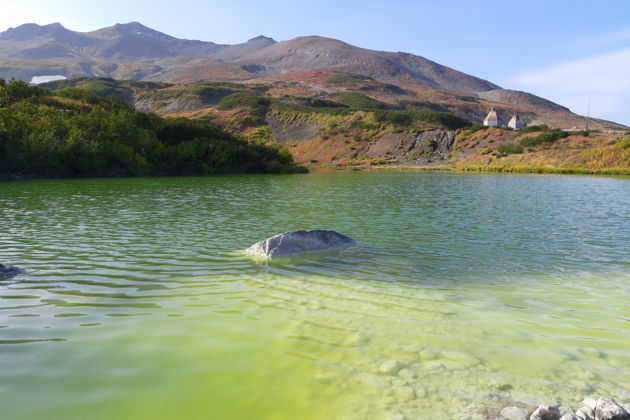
[245,229,356,258]
[501,406,530,420]
[530,405,561,420]
[594,398,630,420]
[575,407,594,420]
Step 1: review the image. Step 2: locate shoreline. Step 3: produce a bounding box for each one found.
[308,163,630,176]
[474,396,630,420]
[3,165,630,182]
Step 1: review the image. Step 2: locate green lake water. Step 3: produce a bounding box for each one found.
[1,171,629,419]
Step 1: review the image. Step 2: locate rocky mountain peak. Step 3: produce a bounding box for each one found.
[108,22,175,40]
[248,35,276,44]
[0,22,71,41]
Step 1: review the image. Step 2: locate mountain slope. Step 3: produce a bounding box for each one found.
[0,23,496,93]
[225,36,500,93]
[0,22,626,130]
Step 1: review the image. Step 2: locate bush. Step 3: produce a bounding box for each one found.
[218,92,270,117]
[374,110,469,129]
[327,73,373,84]
[460,124,487,137]
[571,130,591,137]
[496,143,524,155]
[327,92,384,110]
[517,125,550,134]
[519,130,569,147]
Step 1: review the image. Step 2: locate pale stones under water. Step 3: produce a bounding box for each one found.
[379,360,402,375]
[245,229,356,258]
[500,406,530,420]
[530,404,561,420]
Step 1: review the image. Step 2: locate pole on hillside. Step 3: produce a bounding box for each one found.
[586,97,591,130]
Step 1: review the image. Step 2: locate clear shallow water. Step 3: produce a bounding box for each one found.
[1,171,629,419]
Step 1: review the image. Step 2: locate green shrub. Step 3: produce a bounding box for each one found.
[218,92,271,117]
[571,130,591,137]
[327,92,384,110]
[496,143,524,155]
[374,110,469,129]
[517,124,550,134]
[519,130,569,147]
[460,124,487,137]
[327,73,373,84]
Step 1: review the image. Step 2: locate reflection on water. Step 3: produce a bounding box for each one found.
[0,172,629,419]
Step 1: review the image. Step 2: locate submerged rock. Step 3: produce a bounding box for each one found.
[500,406,529,420]
[530,405,561,420]
[379,360,402,375]
[245,229,356,258]
[0,264,24,276]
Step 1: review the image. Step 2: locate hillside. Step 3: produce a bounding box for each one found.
[0,22,495,93]
[2,21,624,133]
[37,77,629,174]
[0,78,305,178]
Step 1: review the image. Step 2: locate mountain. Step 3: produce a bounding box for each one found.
[0,22,224,61]
[0,22,496,93]
[0,22,626,130]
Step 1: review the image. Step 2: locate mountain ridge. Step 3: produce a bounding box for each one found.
[0,22,626,129]
[0,22,499,94]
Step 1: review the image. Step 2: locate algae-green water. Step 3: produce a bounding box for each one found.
[1,171,629,419]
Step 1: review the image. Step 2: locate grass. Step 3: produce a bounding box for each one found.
[455,137,630,175]
[327,92,384,110]
[374,110,470,130]
[327,73,406,94]
[454,166,630,175]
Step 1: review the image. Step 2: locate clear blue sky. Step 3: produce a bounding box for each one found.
[2,0,629,125]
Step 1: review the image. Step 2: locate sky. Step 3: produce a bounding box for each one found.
[1,0,629,125]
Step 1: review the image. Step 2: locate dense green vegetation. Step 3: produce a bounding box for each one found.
[516,124,550,134]
[327,72,405,94]
[374,110,469,130]
[143,82,247,106]
[458,124,487,137]
[0,79,304,178]
[519,129,570,147]
[496,142,524,156]
[218,92,271,117]
[327,92,384,110]
[42,77,166,102]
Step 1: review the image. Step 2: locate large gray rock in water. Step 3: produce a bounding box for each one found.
[246,229,356,258]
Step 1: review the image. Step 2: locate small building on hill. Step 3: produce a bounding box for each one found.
[483,108,503,127]
[508,115,525,129]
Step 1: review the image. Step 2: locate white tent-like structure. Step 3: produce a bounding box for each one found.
[508,115,525,129]
[483,108,503,127]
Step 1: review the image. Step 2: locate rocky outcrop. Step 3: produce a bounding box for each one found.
[266,116,322,145]
[406,130,457,160]
[246,229,356,258]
